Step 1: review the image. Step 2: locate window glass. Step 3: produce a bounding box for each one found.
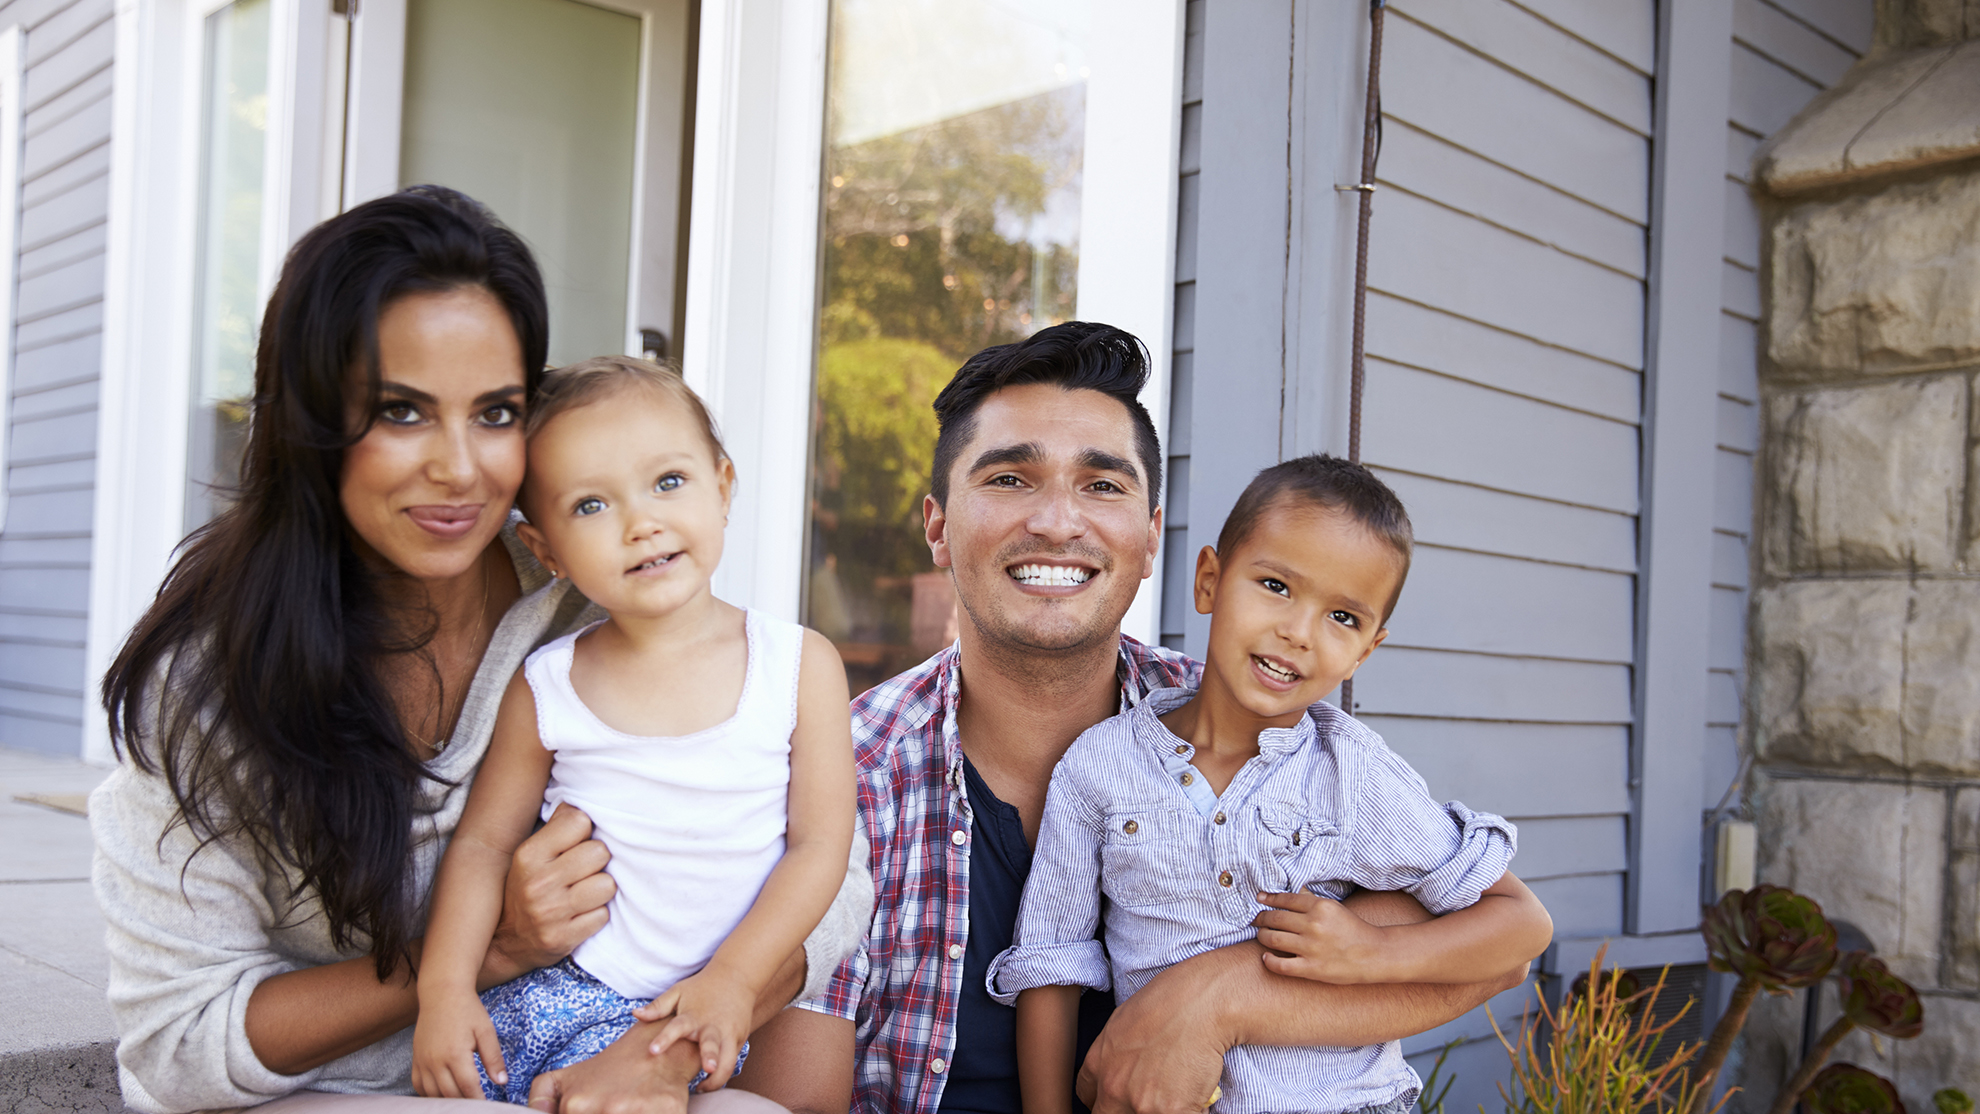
[185,0,270,529]
[807,0,1092,692]
[399,0,642,367]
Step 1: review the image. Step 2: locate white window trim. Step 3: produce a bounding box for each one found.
[0,26,22,534]
[687,0,1186,638]
[88,0,313,763]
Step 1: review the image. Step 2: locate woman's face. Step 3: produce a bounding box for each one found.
[340,286,527,583]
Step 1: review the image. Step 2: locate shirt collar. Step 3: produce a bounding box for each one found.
[938,635,1157,787]
[1132,684,1321,761]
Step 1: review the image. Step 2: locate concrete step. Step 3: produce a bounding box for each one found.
[0,745,130,1113]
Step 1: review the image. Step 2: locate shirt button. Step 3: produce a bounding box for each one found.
[1174,744,1187,755]
[1293,830,1303,846]
[931,1058,948,1074]
[949,944,964,960]
[1180,773,1195,787]
[951,830,967,845]
[1218,870,1234,888]
[1214,812,1226,825]
[1122,819,1139,834]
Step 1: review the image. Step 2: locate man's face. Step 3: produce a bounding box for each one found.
[924,382,1161,657]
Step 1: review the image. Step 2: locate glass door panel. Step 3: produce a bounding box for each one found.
[399,0,641,367]
[185,0,272,530]
[805,0,1092,692]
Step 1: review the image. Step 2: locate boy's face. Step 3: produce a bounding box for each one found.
[517,388,734,620]
[1194,500,1400,726]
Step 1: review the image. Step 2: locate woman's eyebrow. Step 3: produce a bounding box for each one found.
[474,385,525,406]
[377,381,436,404]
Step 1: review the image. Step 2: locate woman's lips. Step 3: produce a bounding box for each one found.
[406,504,483,540]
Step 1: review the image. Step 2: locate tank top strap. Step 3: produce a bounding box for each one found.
[522,619,605,749]
[741,608,806,742]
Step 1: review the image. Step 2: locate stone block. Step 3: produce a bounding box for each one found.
[1755,45,1959,194]
[1756,579,1980,775]
[1847,40,1980,179]
[1754,580,1908,770]
[1950,787,1980,989]
[1768,171,1980,378]
[1762,377,1967,574]
[1752,775,1945,989]
[1901,580,1980,774]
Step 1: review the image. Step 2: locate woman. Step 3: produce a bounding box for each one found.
[89,186,869,1113]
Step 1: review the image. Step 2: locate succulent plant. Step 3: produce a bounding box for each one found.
[1804,1065,1906,1114]
[1688,887,1841,1114]
[1703,885,1839,989]
[1933,1090,1971,1114]
[1765,952,1926,1114]
[1838,952,1924,1038]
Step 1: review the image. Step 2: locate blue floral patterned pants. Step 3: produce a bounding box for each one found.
[476,959,747,1105]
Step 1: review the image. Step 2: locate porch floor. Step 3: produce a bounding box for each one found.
[0,744,127,1112]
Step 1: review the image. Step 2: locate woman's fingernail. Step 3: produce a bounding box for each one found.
[496,1072,508,1084]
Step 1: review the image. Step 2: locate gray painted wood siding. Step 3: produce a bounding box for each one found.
[0,0,112,755]
[1352,0,1655,945]
[1708,0,1870,812]
[1161,0,1202,650]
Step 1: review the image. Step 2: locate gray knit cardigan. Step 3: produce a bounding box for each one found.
[89,527,873,1113]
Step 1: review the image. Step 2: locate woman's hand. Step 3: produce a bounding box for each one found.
[412,992,505,1100]
[634,965,756,1092]
[482,804,617,988]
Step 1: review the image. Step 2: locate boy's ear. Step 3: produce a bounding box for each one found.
[1192,545,1222,615]
[515,520,560,580]
[1341,626,1391,681]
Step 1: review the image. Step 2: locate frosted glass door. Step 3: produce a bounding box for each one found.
[399,0,641,367]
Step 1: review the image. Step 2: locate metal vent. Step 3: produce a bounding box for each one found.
[1628,962,1709,1068]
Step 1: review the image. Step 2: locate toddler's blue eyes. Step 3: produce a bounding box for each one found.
[574,497,605,516]
[655,474,684,492]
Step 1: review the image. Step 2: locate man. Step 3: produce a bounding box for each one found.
[741,323,1526,1114]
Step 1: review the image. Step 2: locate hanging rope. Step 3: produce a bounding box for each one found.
[1340,0,1385,717]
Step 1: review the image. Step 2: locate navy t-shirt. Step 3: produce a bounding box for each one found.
[938,757,1112,1114]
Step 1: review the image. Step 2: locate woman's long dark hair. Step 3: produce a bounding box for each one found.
[102,186,548,977]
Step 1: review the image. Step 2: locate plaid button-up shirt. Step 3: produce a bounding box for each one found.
[798,635,1199,1114]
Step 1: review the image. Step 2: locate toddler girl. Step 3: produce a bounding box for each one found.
[412,356,854,1104]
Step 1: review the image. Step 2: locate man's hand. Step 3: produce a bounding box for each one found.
[1253,891,1393,984]
[484,804,616,989]
[527,1019,700,1114]
[633,965,756,1091]
[1075,951,1234,1114]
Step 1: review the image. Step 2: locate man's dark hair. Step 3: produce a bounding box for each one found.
[930,321,1162,511]
[1217,454,1415,620]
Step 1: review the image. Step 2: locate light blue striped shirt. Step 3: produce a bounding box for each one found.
[987,686,1517,1114]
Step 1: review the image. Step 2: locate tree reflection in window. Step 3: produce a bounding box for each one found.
[807,49,1086,694]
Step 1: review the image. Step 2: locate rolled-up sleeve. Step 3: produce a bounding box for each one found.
[1340,746,1517,916]
[985,765,1110,1005]
[90,764,319,1114]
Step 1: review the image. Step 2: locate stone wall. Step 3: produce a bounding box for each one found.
[1742,1,1980,1104]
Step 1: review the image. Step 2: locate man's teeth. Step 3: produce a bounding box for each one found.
[1011,563,1092,586]
[1256,657,1298,682]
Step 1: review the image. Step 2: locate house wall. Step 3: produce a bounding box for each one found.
[1711,0,1871,819]
[0,0,112,756]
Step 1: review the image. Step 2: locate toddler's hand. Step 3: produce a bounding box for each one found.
[1252,890,1391,984]
[412,993,506,1100]
[631,965,754,1091]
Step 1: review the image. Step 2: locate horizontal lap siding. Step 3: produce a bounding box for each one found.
[1159,0,1201,650]
[0,0,113,754]
[1706,1,1869,810]
[1366,0,1652,957]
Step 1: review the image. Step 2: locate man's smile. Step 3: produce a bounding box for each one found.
[1008,563,1094,587]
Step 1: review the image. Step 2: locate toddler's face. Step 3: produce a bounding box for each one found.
[517,387,733,620]
[1195,501,1401,726]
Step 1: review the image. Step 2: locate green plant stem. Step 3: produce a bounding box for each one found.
[1685,975,1762,1114]
[1764,1016,1856,1114]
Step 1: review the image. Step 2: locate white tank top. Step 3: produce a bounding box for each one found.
[527,608,803,1000]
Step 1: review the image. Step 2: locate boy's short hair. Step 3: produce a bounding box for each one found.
[929,321,1162,511]
[1218,454,1414,621]
[527,355,727,464]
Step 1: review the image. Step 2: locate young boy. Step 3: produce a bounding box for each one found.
[988,455,1553,1114]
